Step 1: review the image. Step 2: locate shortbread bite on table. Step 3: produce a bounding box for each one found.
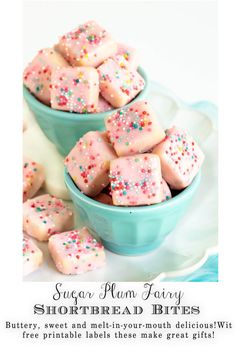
[23,235,43,276]
[97,58,145,108]
[23,158,45,202]
[105,100,165,156]
[152,126,205,190]
[50,67,99,113]
[23,194,74,241]
[113,43,138,70]
[161,179,172,202]
[48,227,105,275]
[65,131,117,197]
[56,20,117,67]
[23,48,69,105]
[110,154,162,206]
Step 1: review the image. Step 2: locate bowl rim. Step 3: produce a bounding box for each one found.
[64,168,201,214]
[23,66,149,122]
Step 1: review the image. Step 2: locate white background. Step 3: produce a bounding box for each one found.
[23,0,217,103]
[0,0,236,346]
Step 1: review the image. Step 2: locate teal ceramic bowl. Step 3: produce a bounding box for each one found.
[64,169,201,256]
[23,66,149,156]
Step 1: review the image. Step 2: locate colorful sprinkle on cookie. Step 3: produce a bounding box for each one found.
[23,194,74,241]
[48,227,105,274]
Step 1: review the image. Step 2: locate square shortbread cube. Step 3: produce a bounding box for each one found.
[23,158,45,202]
[23,48,69,105]
[50,66,99,113]
[56,20,117,67]
[113,43,138,70]
[105,100,165,156]
[152,126,205,189]
[97,58,145,108]
[23,235,43,276]
[23,194,74,241]
[109,154,162,206]
[48,227,105,275]
[64,131,117,197]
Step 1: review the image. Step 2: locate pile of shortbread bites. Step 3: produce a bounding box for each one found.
[23,20,144,113]
[23,20,204,278]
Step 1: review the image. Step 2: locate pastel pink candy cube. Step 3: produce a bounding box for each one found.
[113,43,138,70]
[105,100,165,156]
[161,179,172,202]
[23,158,45,202]
[56,20,117,67]
[50,67,99,113]
[152,126,205,189]
[23,48,69,105]
[23,235,43,276]
[93,192,113,205]
[110,154,162,206]
[65,131,117,197]
[97,58,145,108]
[23,194,74,241]
[48,227,105,275]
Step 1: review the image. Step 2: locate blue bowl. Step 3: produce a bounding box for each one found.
[64,169,201,255]
[23,66,149,156]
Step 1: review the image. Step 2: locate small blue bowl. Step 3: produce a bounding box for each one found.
[23,66,149,156]
[64,169,201,256]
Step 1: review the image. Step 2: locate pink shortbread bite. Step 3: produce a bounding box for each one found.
[93,192,113,205]
[23,158,45,202]
[94,95,113,113]
[48,227,105,275]
[161,179,172,202]
[152,126,205,190]
[23,235,43,276]
[56,20,117,67]
[97,58,145,108]
[113,43,138,70]
[105,100,165,156]
[23,194,74,241]
[50,66,99,113]
[65,131,117,197]
[110,154,162,206]
[23,48,69,105]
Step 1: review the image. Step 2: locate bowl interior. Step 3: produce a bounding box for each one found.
[64,168,201,214]
[23,66,149,121]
